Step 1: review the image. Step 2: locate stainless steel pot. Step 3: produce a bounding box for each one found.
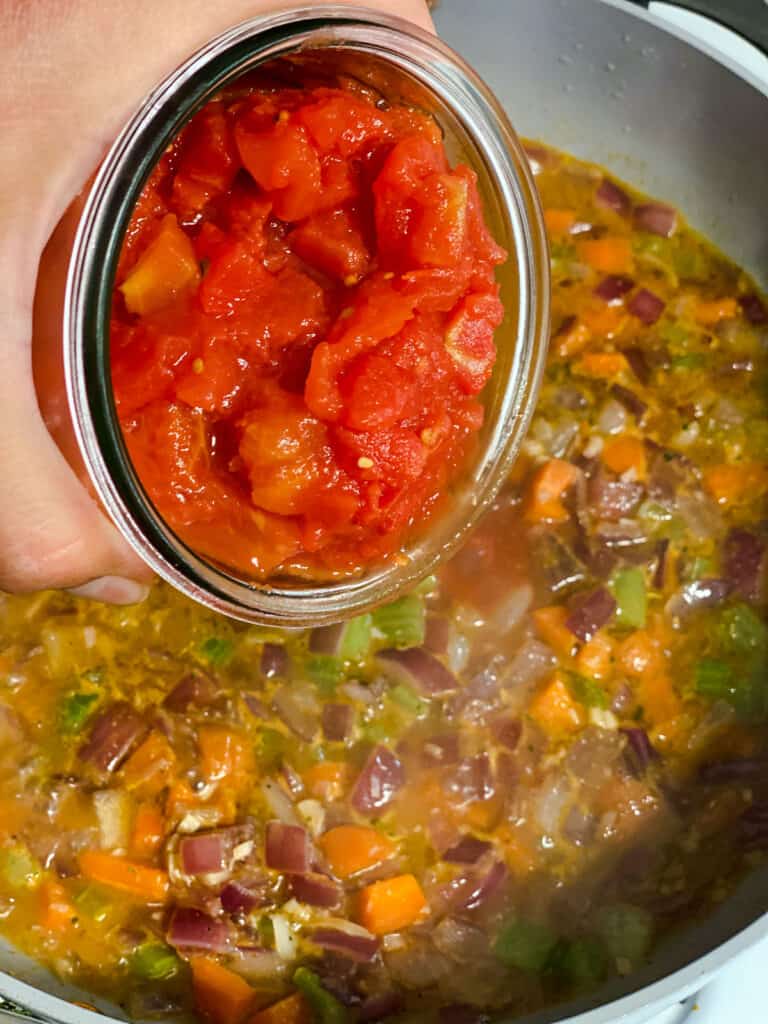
[1,2,767,1023]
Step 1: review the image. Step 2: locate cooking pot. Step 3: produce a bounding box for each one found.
[3,1,768,1023]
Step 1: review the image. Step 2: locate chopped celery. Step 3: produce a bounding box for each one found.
[611,567,647,629]
[413,575,439,597]
[198,636,234,666]
[568,674,609,710]
[685,556,714,582]
[595,904,653,964]
[130,942,179,981]
[670,353,706,371]
[659,320,690,348]
[372,595,425,649]
[293,967,349,1024]
[389,683,428,717]
[74,885,111,923]
[719,604,768,654]
[493,918,558,972]
[549,937,608,987]
[695,659,733,699]
[306,654,343,695]
[256,728,288,770]
[60,692,99,733]
[638,500,673,524]
[0,845,41,890]
[338,615,372,662]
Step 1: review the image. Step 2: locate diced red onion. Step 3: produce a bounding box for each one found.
[180,833,226,875]
[624,346,651,385]
[611,682,634,716]
[322,703,354,742]
[665,578,730,621]
[309,623,347,657]
[265,821,310,874]
[260,643,289,679]
[739,294,767,325]
[490,715,522,751]
[233,947,283,979]
[377,648,458,696]
[164,674,218,712]
[220,879,271,914]
[443,754,494,805]
[597,398,628,435]
[290,872,343,909]
[634,202,677,237]
[565,587,616,642]
[272,684,318,741]
[313,925,380,962]
[723,528,765,602]
[610,383,647,420]
[167,907,229,951]
[451,860,507,912]
[621,728,658,777]
[261,779,301,827]
[562,805,596,846]
[439,1005,488,1024]
[281,762,304,798]
[628,288,665,325]
[425,616,452,655]
[652,538,670,591]
[700,758,768,784]
[244,695,269,718]
[79,703,146,772]
[505,638,556,688]
[596,178,631,216]
[442,835,492,864]
[531,530,588,597]
[594,274,634,303]
[359,992,405,1022]
[351,746,405,814]
[589,471,644,521]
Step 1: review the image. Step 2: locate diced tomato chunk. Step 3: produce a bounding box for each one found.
[408,172,469,268]
[120,214,200,316]
[235,118,322,221]
[171,101,240,216]
[291,206,370,282]
[445,289,504,393]
[297,91,391,157]
[340,350,417,431]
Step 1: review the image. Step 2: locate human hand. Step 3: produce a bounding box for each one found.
[0,0,433,604]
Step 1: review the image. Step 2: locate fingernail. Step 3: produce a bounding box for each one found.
[67,576,151,605]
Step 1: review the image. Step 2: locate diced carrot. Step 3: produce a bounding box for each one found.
[601,435,647,481]
[555,318,592,357]
[651,711,694,754]
[582,303,628,340]
[199,725,254,784]
[248,993,312,1024]
[192,958,257,1024]
[524,459,580,523]
[702,463,768,506]
[130,802,165,858]
[461,793,504,832]
[79,851,169,903]
[303,761,349,801]
[121,731,177,796]
[40,879,74,933]
[544,208,577,237]
[576,237,633,274]
[120,213,201,315]
[573,351,629,378]
[532,605,577,658]
[318,825,396,879]
[575,632,614,681]
[696,297,738,326]
[496,827,536,876]
[637,672,684,726]
[358,874,427,935]
[165,780,237,827]
[529,672,586,738]
[617,629,666,679]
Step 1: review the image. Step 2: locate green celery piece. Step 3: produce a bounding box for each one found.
[74,885,110,923]
[372,595,426,649]
[611,567,647,629]
[338,615,373,663]
[413,575,439,597]
[670,353,706,371]
[659,320,690,349]
[0,845,41,890]
[198,636,234,667]
[719,604,768,654]
[685,556,714,582]
[293,967,349,1024]
[307,654,343,696]
[256,728,287,770]
[130,942,179,981]
[60,692,99,733]
[695,658,733,699]
[494,918,558,972]
[568,674,609,710]
[639,500,672,524]
[595,904,653,964]
[731,663,768,722]
[549,937,608,987]
[389,683,428,718]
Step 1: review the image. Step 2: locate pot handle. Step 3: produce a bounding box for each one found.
[626,0,768,56]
